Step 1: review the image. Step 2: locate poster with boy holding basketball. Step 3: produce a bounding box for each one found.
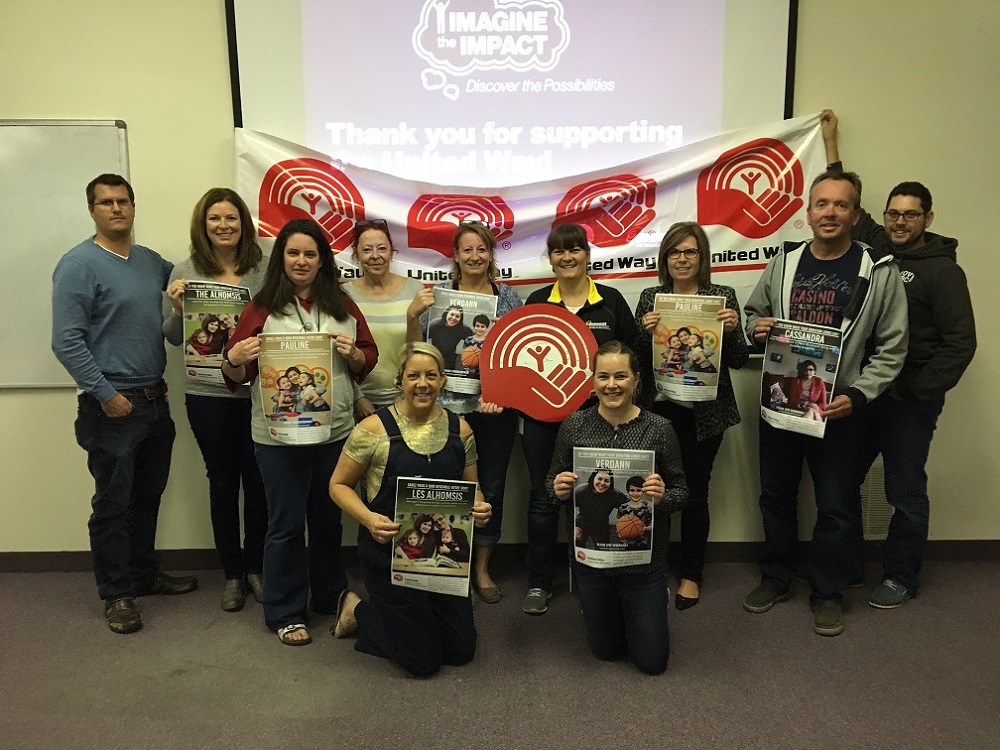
[572,447,655,568]
[425,288,498,396]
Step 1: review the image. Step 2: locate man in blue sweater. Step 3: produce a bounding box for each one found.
[52,174,197,634]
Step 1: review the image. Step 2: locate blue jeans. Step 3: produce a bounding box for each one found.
[573,562,670,674]
[74,392,175,602]
[861,393,943,592]
[464,409,518,546]
[185,395,267,579]
[758,415,865,601]
[254,440,347,631]
[522,416,569,590]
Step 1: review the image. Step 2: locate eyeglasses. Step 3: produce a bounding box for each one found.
[883,210,924,222]
[92,198,132,208]
[458,219,484,226]
[667,248,699,260]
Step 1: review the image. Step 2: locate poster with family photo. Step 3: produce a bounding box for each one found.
[761,319,842,438]
[257,332,333,445]
[572,447,656,569]
[425,288,498,396]
[391,477,477,597]
[651,294,726,402]
[182,281,251,393]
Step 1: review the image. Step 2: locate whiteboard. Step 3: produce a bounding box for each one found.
[0,120,130,387]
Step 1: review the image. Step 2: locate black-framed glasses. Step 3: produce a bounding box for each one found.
[667,248,699,260]
[883,210,924,222]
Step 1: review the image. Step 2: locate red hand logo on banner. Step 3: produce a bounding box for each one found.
[258,158,365,252]
[697,138,804,239]
[480,306,597,422]
[407,194,515,257]
[554,174,656,248]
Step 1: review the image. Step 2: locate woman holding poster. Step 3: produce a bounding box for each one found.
[221,218,377,646]
[343,218,429,418]
[419,222,523,604]
[328,342,492,677]
[521,223,645,616]
[634,222,750,611]
[548,341,687,675]
[163,188,270,613]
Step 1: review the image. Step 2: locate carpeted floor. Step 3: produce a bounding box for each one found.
[2,559,997,750]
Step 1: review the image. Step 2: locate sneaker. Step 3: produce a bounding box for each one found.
[812,599,845,636]
[869,579,914,609]
[522,588,552,615]
[742,584,789,614]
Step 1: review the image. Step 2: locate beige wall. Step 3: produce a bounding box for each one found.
[1,1,995,553]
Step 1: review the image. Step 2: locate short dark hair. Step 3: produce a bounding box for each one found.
[657,221,712,288]
[87,174,134,205]
[626,476,644,491]
[472,314,490,328]
[546,223,590,254]
[887,181,932,214]
[809,170,862,209]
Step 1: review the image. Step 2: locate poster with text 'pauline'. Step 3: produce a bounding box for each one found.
[651,294,725,402]
[257,332,333,444]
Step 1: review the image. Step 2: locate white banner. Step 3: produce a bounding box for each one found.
[236,113,827,306]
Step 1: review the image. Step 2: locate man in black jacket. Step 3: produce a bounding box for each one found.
[822,110,977,608]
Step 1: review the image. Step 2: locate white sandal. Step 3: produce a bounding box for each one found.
[277,623,312,646]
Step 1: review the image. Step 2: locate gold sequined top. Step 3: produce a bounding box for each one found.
[343,406,477,501]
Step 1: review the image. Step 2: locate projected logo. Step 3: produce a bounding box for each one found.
[480,306,597,422]
[258,158,365,252]
[553,174,656,248]
[412,0,571,101]
[407,194,514,257]
[697,138,804,240]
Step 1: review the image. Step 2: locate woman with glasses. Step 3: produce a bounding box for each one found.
[634,221,749,610]
[163,188,269,612]
[221,218,377,646]
[343,218,431,420]
[418,222,523,603]
[521,223,645,615]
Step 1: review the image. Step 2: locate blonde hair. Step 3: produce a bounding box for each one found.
[393,342,446,387]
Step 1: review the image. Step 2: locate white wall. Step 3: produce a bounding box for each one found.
[1,0,995,554]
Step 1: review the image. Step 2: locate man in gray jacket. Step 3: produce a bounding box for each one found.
[742,170,907,636]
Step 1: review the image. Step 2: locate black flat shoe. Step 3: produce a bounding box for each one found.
[675,592,700,611]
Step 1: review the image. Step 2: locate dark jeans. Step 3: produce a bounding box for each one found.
[651,401,723,583]
[74,392,175,602]
[522,415,569,590]
[573,562,670,675]
[758,415,865,602]
[254,440,347,631]
[860,393,943,592]
[464,408,518,547]
[186,395,267,579]
[355,564,476,677]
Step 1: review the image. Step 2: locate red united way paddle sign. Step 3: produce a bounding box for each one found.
[480,306,597,422]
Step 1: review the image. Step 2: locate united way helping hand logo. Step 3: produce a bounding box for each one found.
[697,138,804,239]
[407,194,514,257]
[480,305,596,422]
[258,159,366,252]
[412,0,570,101]
[554,174,656,248]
